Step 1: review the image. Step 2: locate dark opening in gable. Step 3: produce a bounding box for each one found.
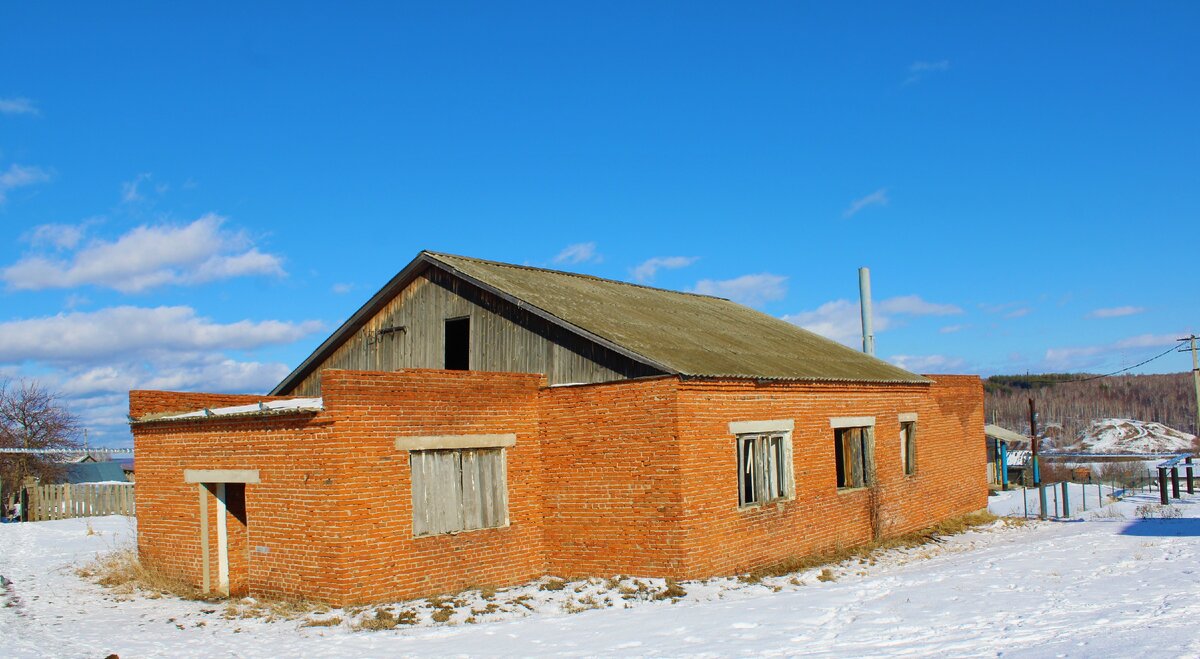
[444,317,470,370]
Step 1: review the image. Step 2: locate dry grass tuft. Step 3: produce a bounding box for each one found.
[77,547,207,601]
[539,578,567,592]
[655,579,687,600]
[816,568,837,583]
[1136,503,1182,519]
[300,616,342,628]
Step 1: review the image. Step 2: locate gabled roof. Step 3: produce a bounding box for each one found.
[272,251,927,394]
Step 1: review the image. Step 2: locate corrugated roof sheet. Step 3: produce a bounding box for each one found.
[985,424,1029,445]
[427,252,927,384]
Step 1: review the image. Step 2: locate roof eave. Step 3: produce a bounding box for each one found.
[678,373,932,385]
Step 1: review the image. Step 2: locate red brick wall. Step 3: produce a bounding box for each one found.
[538,376,687,578]
[132,369,985,603]
[131,369,546,605]
[674,374,987,577]
[319,369,546,604]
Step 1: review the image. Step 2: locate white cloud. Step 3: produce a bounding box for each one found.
[878,295,962,316]
[631,256,698,283]
[1088,306,1146,319]
[0,306,323,364]
[553,242,601,265]
[888,354,965,373]
[1043,333,1178,370]
[331,283,354,294]
[693,273,787,307]
[905,60,950,85]
[843,188,889,218]
[0,164,52,202]
[1005,307,1031,319]
[783,295,963,346]
[26,223,87,250]
[1,306,324,446]
[939,324,968,334]
[0,97,38,115]
[1,214,286,292]
[121,173,152,203]
[56,356,292,400]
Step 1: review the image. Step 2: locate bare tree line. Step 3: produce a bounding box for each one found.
[984,372,1198,439]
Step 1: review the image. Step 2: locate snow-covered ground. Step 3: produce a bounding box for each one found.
[1075,418,1196,454]
[987,483,1119,518]
[3,493,1200,658]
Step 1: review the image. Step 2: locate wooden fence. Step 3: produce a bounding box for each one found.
[23,483,136,521]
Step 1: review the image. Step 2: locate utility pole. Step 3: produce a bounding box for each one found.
[1181,336,1200,437]
[1030,397,1047,520]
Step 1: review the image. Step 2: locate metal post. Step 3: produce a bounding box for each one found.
[1000,441,1009,491]
[1187,457,1194,495]
[1159,468,1170,505]
[1061,481,1070,517]
[1052,486,1059,518]
[1191,336,1200,437]
[858,268,875,356]
[1031,398,1047,520]
[1172,467,1181,499]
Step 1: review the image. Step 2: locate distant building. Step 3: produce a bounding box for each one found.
[984,424,1029,487]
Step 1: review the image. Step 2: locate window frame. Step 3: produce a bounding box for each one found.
[400,433,514,537]
[899,413,918,476]
[729,419,795,509]
[443,316,471,371]
[830,416,876,491]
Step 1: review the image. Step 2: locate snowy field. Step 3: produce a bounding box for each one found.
[2,491,1199,658]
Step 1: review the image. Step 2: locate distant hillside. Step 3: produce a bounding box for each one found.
[984,372,1199,441]
[1074,418,1195,454]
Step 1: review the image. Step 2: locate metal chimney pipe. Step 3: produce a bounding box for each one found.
[858,267,875,356]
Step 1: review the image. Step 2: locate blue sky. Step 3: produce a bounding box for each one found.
[2,3,1198,445]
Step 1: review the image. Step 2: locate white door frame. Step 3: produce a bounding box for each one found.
[215,482,230,596]
[183,470,259,597]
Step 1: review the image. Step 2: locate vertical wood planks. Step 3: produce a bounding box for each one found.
[409,447,508,536]
[22,483,136,521]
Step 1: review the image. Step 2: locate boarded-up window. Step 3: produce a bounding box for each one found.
[834,426,875,489]
[900,421,917,476]
[410,448,507,536]
[737,432,792,507]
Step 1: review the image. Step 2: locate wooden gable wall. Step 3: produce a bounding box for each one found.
[284,265,665,396]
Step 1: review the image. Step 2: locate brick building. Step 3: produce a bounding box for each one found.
[130,251,987,605]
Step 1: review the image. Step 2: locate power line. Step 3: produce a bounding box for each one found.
[1052,344,1182,385]
[992,343,1182,387]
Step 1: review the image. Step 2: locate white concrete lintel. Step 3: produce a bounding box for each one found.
[898,412,919,423]
[728,419,794,435]
[184,469,260,484]
[830,416,876,429]
[395,433,517,451]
